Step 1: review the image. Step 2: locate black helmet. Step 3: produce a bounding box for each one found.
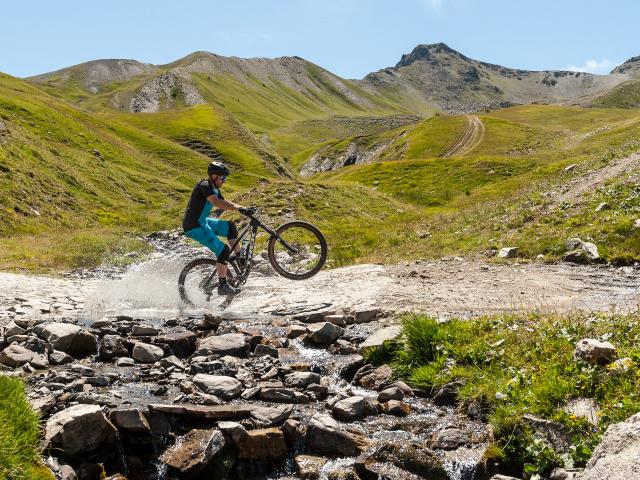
[207,161,230,176]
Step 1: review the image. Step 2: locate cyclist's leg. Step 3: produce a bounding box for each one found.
[205,218,240,254]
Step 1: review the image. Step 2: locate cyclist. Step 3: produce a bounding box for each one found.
[182,162,254,295]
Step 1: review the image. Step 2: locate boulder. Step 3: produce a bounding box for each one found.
[355,441,446,479]
[564,238,599,263]
[44,404,118,456]
[383,400,411,417]
[254,344,279,358]
[259,387,305,403]
[574,338,617,365]
[37,323,97,356]
[0,344,48,369]
[295,455,326,479]
[359,325,402,354]
[98,335,128,362]
[354,308,379,324]
[305,414,370,457]
[131,324,160,336]
[160,429,225,477]
[195,333,249,357]
[307,322,344,345]
[497,247,518,258]
[156,327,197,358]
[4,321,26,337]
[192,374,242,400]
[332,396,380,422]
[132,342,164,363]
[357,364,394,390]
[235,427,288,461]
[110,407,150,432]
[433,380,465,406]
[287,325,307,339]
[577,412,640,479]
[284,371,321,388]
[430,428,471,450]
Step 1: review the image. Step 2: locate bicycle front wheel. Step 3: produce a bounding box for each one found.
[267,221,327,280]
[178,258,219,306]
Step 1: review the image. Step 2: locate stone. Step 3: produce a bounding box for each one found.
[307,322,344,345]
[523,414,572,454]
[608,357,633,373]
[332,396,380,422]
[359,325,402,354]
[115,357,135,367]
[430,428,470,450]
[565,238,599,262]
[131,324,160,336]
[574,338,617,365]
[156,327,197,358]
[203,313,223,328]
[36,323,97,356]
[633,219,640,229]
[160,429,225,477]
[595,202,609,212]
[0,344,49,369]
[44,404,118,456]
[49,350,74,365]
[497,247,518,258]
[259,387,301,403]
[192,374,242,400]
[357,364,393,390]
[564,397,599,426]
[489,476,521,480]
[132,342,164,363]
[551,468,581,479]
[235,427,288,461]
[433,380,465,406]
[324,314,349,327]
[356,441,446,479]
[254,344,279,358]
[284,371,321,388]
[287,325,307,339]
[295,455,326,480]
[565,164,577,172]
[29,395,56,416]
[196,333,249,357]
[4,321,26,337]
[578,412,640,479]
[98,335,129,362]
[378,387,404,402]
[160,355,186,371]
[305,414,370,457]
[328,339,358,355]
[110,407,150,432]
[354,308,380,324]
[383,400,411,416]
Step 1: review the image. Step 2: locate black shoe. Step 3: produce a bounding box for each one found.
[218,282,241,296]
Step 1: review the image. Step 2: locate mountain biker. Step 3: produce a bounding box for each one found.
[182,161,255,295]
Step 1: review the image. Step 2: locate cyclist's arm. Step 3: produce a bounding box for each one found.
[207,195,242,212]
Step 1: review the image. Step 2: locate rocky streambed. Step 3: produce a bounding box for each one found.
[1,309,496,480]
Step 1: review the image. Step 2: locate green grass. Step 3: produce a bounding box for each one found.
[369,312,640,477]
[0,376,53,480]
[591,79,640,108]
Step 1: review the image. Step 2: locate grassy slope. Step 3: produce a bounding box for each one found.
[591,78,640,108]
[0,376,53,480]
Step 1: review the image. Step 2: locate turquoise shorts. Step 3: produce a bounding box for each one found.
[184,218,230,257]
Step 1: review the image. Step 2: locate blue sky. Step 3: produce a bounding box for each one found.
[1,0,638,79]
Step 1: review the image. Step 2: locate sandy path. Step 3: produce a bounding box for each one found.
[441,115,485,158]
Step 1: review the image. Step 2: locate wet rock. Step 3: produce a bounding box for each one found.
[282,419,303,448]
[287,325,307,339]
[260,387,307,403]
[4,321,26,337]
[307,322,344,345]
[498,247,518,258]
[357,364,393,390]
[430,428,471,450]
[235,427,288,462]
[98,335,129,362]
[340,355,364,382]
[44,404,118,456]
[44,457,77,480]
[132,342,164,363]
[383,400,411,417]
[160,354,186,371]
[109,407,150,432]
[156,327,197,358]
[356,441,446,479]
[489,475,521,480]
[574,338,617,365]
[295,454,326,479]
[354,308,379,324]
[284,371,321,388]
[193,374,242,400]
[324,314,349,327]
[251,405,294,426]
[203,312,223,328]
[358,325,402,354]
[305,414,370,456]
[131,324,159,336]
[378,386,404,402]
[30,395,56,416]
[36,322,97,356]
[115,357,135,367]
[433,380,465,406]
[578,412,640,480]
[328,339,358,355]
[0,344,49,368]
[160,428,225,477]
[49,350,74,365]
[196,333,249,357]
[332,396,380,422]
[523,414,572,454]
[254,343,279,358]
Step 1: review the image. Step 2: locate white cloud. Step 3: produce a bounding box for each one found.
[565,58,620,75]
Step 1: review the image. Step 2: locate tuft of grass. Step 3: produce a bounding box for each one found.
[0,376,54,480]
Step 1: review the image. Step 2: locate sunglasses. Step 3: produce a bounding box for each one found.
[219,175,227,181]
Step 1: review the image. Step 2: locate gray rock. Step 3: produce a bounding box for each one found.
[565,238,599,261]
[359,325,402,354]
[383,400,411,416]
[431,428,471,450]
[234,427,288,461]
[332,396,380,422]
[196,333,249,357]
[355,441,446,478]
[284,371,321,388]
[307,322,344,345]
[192,374,242,400]
[4,321,26,337]
[498,247,518,258]
[37,323,97,356]
[357,364,393,390]
[633,219,640,229]
[323,314,349,327]
[564,397,599,426]
[131,324,160,336]
[0,344,48,369]
[305,414,370,457]
[378,386,404,402]
[595,202,609,212]
[574,338,617,365]
[156,327,197,358]
[354,308,379,324]
[98,335,128,362]
[259,387,303,403]
[132,342,164,363]
[254,344,279,358]
[110,407,150,432]
[49,350,74,365]
[44,404,118,456]
[115,357,135,367]
[295,455,326,479]
[577,412,640,480]
[160,429,225,477]
[160,355,186,371]
[287,325,307,339]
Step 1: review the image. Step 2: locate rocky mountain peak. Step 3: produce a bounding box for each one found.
[395,43,464,68]
[611,55,640,76]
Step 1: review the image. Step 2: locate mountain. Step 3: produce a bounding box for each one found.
[358,43,630,113]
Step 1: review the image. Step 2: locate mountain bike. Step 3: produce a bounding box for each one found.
[178,209,327,306]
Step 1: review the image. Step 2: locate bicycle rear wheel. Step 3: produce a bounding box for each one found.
[178,258,219,306]
[267,221,327,280]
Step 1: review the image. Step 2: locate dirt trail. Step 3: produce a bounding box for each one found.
[441,115,485,158]
[1,259,637,323]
